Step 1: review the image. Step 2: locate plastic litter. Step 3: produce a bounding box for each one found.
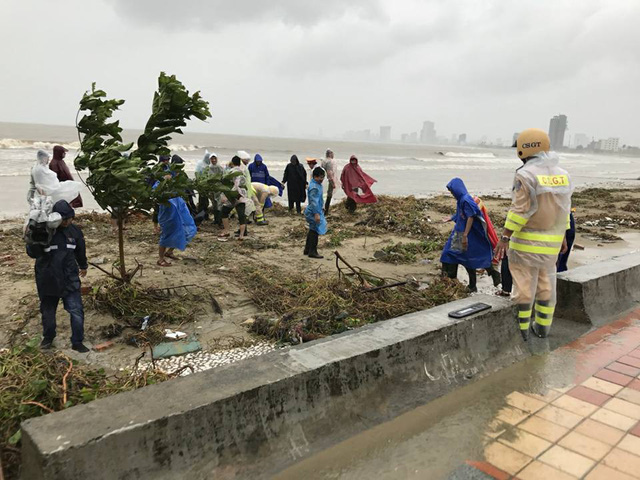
[164,329,187,340]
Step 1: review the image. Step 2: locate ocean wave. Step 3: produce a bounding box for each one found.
[439,152,496,158]
[0,138,81,151]
[0,138,204,153]
[167,143,202,152]
[364,164,504,172]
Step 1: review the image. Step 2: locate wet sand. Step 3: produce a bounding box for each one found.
[2,188,640,374]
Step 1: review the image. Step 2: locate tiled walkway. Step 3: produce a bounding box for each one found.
[466,310,640,479]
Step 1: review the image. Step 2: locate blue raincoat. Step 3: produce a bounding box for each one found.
[158,197,197,251]
[249,154,282,208]
[440,178,492,269]
[304,179,327,235]
[248,154,270,184]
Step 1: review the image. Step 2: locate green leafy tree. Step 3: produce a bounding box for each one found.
[193,170,242,203]
[75,73,211,282]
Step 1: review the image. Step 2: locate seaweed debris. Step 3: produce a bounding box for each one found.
[0,339,174,480]
[375,240,442,264]
[244,265,466,344]
[86,280,208,344]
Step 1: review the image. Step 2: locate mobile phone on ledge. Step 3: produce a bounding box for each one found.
[448,302,492,318]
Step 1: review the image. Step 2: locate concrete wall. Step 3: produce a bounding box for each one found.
[22,295,525,480]
[557,252,640,325]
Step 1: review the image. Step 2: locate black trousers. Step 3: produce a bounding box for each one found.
[500,255,513,293]
[197,195,209,217]
[304,230,320,255]
[289,199,302,214]
[501,255,513,293]
[442,262,477,291]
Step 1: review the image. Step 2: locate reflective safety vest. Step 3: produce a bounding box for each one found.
[505,152,573,267]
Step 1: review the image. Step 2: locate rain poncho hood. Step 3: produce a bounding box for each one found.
[321,152,339,187]
[447,177,471,202]
[209,159,224,175]
[52,200,75,219]
[195,151,211,176]
[304,178,327,235]
[249,153,269,183]
[248,153,283,206]
[440,178,492,269]
[37,150,49,165]
[52,145,67,161]
[340,155,377,204]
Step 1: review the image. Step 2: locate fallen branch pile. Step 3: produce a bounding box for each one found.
[0,339,173,480]
[244,263,467,344]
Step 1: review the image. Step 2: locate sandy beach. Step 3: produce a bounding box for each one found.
[2,186,640,374]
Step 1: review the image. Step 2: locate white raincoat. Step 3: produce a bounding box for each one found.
[30,150,82,205]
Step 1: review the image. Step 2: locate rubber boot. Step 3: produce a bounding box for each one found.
[532,300,553,338]
[303,230,312,255]
[324,196,332,216]
[256,212,268,226]
[517,304,533,341]
[308,231,323,259]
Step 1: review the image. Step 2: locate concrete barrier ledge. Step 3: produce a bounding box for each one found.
[22,294,524,480]
[557,251,640,325]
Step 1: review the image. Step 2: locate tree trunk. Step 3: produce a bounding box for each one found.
[117,214,128,282]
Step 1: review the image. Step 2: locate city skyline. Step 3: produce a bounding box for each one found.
[340,113,631,150]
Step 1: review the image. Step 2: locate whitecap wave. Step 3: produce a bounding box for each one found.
[440,152,496,158]
[167,143,201,152]
[0,138,80,151]
[0,138,204,154]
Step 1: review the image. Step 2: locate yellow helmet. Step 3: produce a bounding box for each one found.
[515,128,550,160]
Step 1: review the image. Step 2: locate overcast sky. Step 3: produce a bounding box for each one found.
[2,0,640,144]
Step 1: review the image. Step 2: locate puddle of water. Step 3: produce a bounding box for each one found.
[271,238,640,479]
[274,344,580,480]
[570,232,640,266]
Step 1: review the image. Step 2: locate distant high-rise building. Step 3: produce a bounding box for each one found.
[409,132,418,143]
[380,126,391,142]
[458,133,467,144]
[573,133,589,149]
[420,121,436,144]
[548,115,568,150]
[597,137,620,152]
[401,133,409,143]
[344,129,371,141]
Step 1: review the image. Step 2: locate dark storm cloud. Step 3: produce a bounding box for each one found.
[108,0,385,28]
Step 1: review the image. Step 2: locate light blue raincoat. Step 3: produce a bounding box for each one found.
[304,179,327,235]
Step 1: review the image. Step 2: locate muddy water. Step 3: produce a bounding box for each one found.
[275,340,583,479]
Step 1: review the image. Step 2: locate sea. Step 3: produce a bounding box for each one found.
[1,121,638,218]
